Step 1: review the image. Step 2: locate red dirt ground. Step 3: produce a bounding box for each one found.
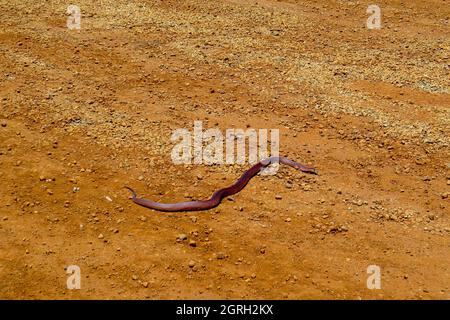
[0,0,449,299]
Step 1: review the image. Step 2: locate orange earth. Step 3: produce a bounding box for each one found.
[0,0,449,299]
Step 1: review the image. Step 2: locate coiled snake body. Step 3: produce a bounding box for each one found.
[125,156,317,212]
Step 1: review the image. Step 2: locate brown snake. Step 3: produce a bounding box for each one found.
[125,156,317,212]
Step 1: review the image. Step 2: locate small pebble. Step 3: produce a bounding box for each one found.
[216,252,226,259]
[177,234,188,241]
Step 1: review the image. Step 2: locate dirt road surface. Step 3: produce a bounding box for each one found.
[0,0,449,299]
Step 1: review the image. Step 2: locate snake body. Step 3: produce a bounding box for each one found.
[125,156,317,212]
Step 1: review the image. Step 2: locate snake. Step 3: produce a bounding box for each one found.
[125,156,317,212]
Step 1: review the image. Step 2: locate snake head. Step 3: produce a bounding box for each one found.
[295,164,318,175]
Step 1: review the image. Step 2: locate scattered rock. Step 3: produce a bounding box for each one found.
[189,240,197,247]
[352,199,364,206]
